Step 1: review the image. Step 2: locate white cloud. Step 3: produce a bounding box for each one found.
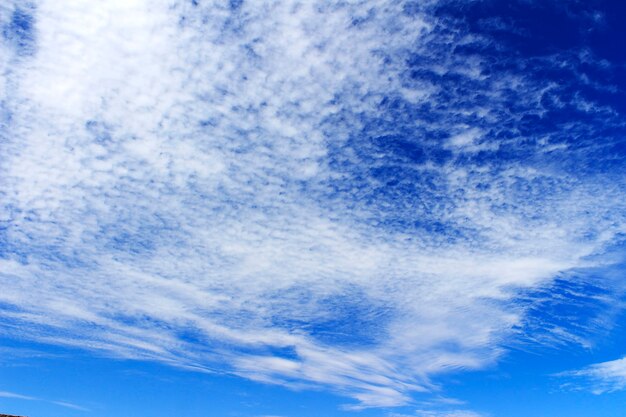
[52,401,90,412]
[0,389,87,411]
[0,390,37,401]
[560,357,626,394]
[1,0,625,409]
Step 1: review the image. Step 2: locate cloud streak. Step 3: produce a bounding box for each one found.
[1,0,625,409]
[0,389,87,412]
[559,357,626,395]
[0,390,36,401]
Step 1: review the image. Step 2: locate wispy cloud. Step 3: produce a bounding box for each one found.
[558,357,626,394]
[52,401,90,412]
[1,0,625,409]
[0,389,88,412]
[0,390,37,401]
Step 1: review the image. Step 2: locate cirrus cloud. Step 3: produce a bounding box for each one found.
[1,0,625,409]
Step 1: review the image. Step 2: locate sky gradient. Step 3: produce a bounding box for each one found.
[1,1,626,416]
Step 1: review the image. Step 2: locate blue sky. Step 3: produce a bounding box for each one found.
[0,0,625,416]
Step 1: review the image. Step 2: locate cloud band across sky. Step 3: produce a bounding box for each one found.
[1,0,625,409]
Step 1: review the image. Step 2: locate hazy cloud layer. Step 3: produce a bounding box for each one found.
[1,0,625,408]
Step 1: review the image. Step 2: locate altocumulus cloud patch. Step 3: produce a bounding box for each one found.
[0,0,625,411]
